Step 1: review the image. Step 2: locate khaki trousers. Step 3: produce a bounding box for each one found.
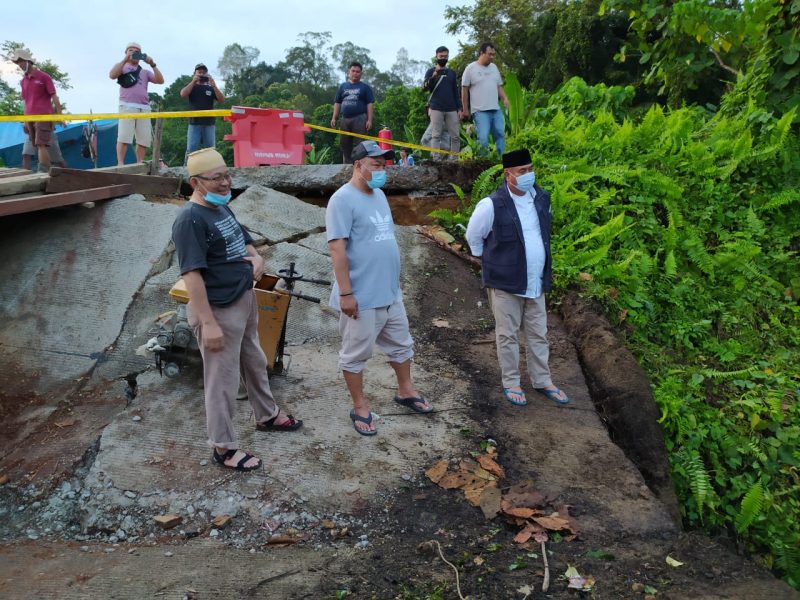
[429,109,461,157]
[488,288,553,390]
[188,290,279,449]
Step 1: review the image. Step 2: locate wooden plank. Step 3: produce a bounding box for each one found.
[0,173,49,198]
[92,163,150,175]
[150,119,164,176]
[0,184,133,217]
[46,167,180,196]
[0,168,32,179]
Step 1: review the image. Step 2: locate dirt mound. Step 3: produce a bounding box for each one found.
[561,290,680,523]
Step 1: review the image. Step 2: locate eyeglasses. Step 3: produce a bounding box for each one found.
[195,173,232,184]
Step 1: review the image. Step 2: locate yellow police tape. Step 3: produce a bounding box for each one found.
[305,123,458,156]
[0,110,457,156]
[0,110,232,122]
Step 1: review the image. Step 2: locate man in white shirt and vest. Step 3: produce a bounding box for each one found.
[466,149,569,407]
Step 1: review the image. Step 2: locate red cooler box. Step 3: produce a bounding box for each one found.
[224,106,312,167]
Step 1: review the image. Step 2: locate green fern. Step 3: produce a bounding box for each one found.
[678,449,712,516]
[756,189,800,213]
[699,366,757,380]
[775,538,800,587]
[735,482,765,533]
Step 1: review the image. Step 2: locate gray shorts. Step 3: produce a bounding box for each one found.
[338,299,414,372]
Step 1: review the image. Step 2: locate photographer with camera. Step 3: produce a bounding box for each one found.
[108,42,164,165]
[179,63,225,160]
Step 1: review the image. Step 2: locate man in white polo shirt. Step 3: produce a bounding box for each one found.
[108,42,164,165]
[460,42,509,157]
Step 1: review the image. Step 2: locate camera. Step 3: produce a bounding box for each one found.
[199,75,209,83]
[132,51,147,61]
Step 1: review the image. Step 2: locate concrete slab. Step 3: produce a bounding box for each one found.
[0,196,180,394]
[232,185,325,245]
[87,341,472,515]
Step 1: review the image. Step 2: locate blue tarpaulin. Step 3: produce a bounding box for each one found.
[0,119,135,169]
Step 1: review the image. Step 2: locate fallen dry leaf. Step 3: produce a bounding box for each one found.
[476,454,506,479]
[425,460,449,484]
[533,515,573,532]
[479,486,502,519]
[503,507,539,519]
[513,523,537,544]
[578,272,593,281]
[666,556,684,567]
[474,556,485,566]
[267,535,300,545]
[431,319,450,328]
[464,487,483,507]
[54,418,76,428]
[438,471,476,490]
[321,519,336,529]
[502,482,548,510]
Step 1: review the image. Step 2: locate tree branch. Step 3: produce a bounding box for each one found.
[709,47,739,76]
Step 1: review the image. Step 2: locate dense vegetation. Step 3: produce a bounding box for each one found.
[430,0,800,588]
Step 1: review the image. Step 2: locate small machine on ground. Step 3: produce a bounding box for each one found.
[150,262,328,377]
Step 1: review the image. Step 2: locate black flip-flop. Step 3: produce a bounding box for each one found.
[349,409,377,436]
[212,448,262,471]
[256,413,303,432]
[394,395,434,414]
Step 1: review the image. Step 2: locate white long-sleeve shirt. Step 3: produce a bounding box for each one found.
[465,185,546,299]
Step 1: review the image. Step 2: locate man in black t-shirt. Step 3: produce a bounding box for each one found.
[423,46,461,160]
[172,148,303,472]
[179,63,224,161]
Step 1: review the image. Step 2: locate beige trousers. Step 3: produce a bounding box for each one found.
[188,290,279,449]
[488,288,553,390]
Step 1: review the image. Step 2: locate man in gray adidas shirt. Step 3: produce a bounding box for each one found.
[326,141,433,436]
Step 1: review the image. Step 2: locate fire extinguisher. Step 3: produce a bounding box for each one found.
[378,126,393,164]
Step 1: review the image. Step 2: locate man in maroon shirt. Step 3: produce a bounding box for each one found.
[11,48,63,173]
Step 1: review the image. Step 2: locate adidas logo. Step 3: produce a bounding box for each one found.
[369,211,395,242]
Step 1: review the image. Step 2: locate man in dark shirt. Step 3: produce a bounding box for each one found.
[179,63,224,161]
[172,148,302,472]
[423,46,461,160]
[330,62,375,163]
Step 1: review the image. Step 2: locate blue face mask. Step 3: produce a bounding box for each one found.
[204,191,232,206]
[366,170,387,190]
[513,171,535,193]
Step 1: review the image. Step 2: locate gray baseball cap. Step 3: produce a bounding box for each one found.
[352,140,395,161]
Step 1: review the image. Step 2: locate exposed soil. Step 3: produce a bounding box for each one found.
[313,245,796,599]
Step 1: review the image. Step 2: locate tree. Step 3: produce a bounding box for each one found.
[217,43,260,92]
[389,48,429,87]
[227,62,290,99]
[443,0,635,92]
[600,0,800,110]
[2,40,72,90]
[331,41,377,80]
[0,79,22,115]
[277,31,335,88]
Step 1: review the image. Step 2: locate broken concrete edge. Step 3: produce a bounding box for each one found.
[416,237,683,527]
[164,160,495,197]
[559,290,682,527]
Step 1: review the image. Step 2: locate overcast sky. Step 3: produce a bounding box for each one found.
[3,0,471,115]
